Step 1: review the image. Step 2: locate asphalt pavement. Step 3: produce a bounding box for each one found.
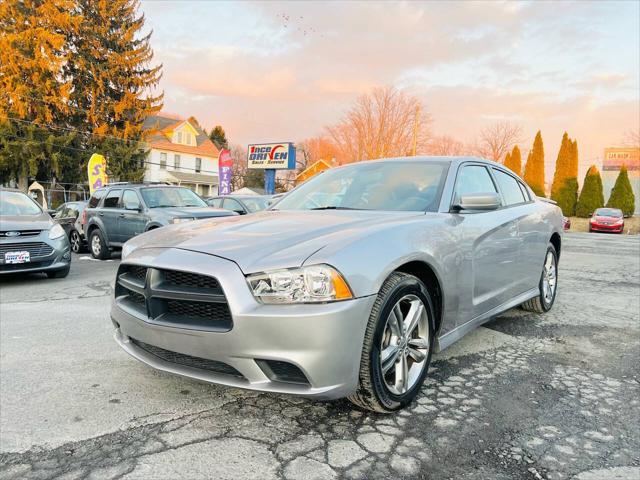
[0,233,639,480]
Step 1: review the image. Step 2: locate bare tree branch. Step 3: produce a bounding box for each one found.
[325,86,432,163]
[473,121,523,162]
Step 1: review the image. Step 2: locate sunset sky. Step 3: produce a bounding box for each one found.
[141,0,639,180]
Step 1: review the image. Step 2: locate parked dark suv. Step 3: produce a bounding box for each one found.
[83,184,236,259]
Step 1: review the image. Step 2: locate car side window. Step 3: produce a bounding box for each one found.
[208,197,223,208]
[518,181,531,201]
[493,169,526,206]
[103,189,122,208]
[455,165,497,199]
[67,205,80,218]
[122,190,141,209]
[223,198,245,213]
[88,189,106,208]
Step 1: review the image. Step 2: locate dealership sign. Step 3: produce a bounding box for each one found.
[247,143,296,170]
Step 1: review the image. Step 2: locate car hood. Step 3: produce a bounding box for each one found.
[154,207,235,218]
[127,209,422,273]
[0,212,53,231]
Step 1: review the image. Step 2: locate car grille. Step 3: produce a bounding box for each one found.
[114,265,232,331]
[0,242,54,259]
[130,338,243,378]
[0,230,41,238]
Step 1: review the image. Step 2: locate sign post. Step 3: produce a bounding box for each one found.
[247,143,296,195]
[218,149,233,195]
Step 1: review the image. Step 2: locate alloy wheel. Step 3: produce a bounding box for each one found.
[91,234,101,257]
[542,250,557,304]
[70,231,81,253]
[379,294,430,395]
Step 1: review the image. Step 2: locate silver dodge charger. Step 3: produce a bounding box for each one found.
[111,157,563,412]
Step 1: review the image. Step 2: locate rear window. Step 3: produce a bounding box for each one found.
[493,169,526,206]
[88,189,106,208]
[103,189,122,208]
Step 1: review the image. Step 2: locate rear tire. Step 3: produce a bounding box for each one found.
[521,243,558,313]
[47,266,70,279]
[348,272,435,413]
[89,229,110,260]
[69,230,83,253]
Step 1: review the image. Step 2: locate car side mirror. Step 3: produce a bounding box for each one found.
[235,209,246,215]
[453,192,501,212]
[125,202,141,211]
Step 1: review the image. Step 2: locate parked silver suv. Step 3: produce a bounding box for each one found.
[83,184,236,260]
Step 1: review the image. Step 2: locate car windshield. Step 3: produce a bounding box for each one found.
[242,197,269,212]
[0,191,42,216]
[140,187,206,208]
[274,161,449,212]
[595,208,622,217]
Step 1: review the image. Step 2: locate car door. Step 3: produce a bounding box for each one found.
[451,163,522,325]
[119,190,147,242]
[222,197,247,215]
[101,189,123,243]
[493,170,547,293]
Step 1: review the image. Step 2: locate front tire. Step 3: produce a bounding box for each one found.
[521,243,558,313]
[348,272,435,413]
[89,229,110,260]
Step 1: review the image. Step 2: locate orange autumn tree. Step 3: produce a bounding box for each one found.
[523,131,545,196]
[0,0,80,188]
[504,144,522,177]
[66,0,163,180]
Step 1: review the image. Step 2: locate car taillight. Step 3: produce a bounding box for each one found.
[81,210,87,225]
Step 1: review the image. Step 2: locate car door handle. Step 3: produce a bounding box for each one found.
[99,212,104,217]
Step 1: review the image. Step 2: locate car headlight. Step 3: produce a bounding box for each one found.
[171,217,194,224]
[614,219,624,225]
[48,224,65,240]
[247,265,353,304]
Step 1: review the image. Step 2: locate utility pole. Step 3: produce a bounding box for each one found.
[412,104,420,156]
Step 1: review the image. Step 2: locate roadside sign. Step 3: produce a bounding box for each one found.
[88,154,108,194]
[247,143,296,170]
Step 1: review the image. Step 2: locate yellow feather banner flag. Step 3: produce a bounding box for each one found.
[87,154,108,194]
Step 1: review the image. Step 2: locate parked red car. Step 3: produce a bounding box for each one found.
[589,208,625,233]
[563,216,571,231]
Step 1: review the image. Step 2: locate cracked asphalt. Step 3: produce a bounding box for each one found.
[1,233,639,480]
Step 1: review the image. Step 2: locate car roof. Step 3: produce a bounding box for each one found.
[332,156,501,169]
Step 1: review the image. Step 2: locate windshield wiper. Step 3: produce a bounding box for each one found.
[309,206,364,210]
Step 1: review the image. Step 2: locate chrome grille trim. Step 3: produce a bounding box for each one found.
[0,242,54,259]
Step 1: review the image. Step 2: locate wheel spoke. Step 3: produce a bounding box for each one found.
[408,338,429,349]
[381,346,400,374]
[395,353,409,393]
[393,304,404,335]
[387,310,403,337]
[408,347,426,362]
[404,301,424,337]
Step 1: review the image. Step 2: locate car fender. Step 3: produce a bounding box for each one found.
[86,217,111,245]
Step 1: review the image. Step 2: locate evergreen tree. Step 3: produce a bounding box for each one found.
[551,132,571,200]
[575,165,604,217]
[606,166,635,216]
[556,177,578,216]
[523,131,545,196]
[504,145,522,177]
[0,0,80,188]
[209,126,229,150]
[503,151,511,168]
[66,0,163,181]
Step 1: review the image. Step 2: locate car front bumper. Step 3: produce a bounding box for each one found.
[0,233,71,275]
[590,223,624,232]
[111,247,376,399]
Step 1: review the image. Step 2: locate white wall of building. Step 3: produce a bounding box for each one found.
[144,149,218,181]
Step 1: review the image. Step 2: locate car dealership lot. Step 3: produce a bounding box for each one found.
[1,234,638,480]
